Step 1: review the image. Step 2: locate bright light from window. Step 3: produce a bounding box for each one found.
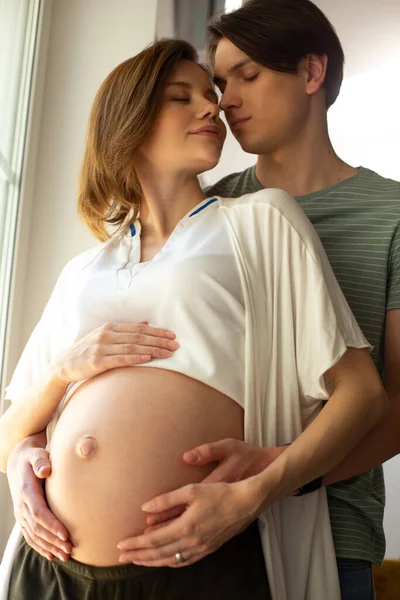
[225,0,242,12]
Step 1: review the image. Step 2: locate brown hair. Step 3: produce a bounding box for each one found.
[207,0,344,109]
[77,39,198,241]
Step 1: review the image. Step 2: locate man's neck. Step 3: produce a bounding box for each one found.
[255,132,359,198]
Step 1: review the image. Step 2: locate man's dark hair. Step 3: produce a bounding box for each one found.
[207,0,345,108]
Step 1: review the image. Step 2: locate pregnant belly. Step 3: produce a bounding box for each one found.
[45,367,244,566]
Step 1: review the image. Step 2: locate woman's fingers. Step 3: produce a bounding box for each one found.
[54,322,180,383]
[105,333,179,351]
[103,343,177,359]
[109,322,177,341]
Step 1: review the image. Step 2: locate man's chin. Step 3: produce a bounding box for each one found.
[235,139,262,155]
[230,131,260,155]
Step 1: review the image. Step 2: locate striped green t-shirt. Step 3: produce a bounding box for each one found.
[206,166,400,564]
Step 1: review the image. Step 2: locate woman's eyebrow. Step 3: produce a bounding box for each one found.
[166,81,192,89]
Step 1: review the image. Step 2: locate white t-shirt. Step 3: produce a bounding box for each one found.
[1,190,371,600]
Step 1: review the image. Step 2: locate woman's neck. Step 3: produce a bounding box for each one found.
[138,170,205,241]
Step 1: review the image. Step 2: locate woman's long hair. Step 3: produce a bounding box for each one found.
[77,39,198,241]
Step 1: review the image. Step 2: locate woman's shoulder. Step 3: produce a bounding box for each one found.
[59,239,112,279]
[217,188,303,219]
[216,188,319,247]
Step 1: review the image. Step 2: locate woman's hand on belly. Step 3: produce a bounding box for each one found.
[52,321,179,385]
[117,479,264,569]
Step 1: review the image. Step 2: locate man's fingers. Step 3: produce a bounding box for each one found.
[22,475,70,543]
[21,526,55,561]
[22,525,69,562]
[26,449,52,479]
[141,485,198,514]
[144,517,180,534]
[146,505,186,527]
[23,513,72,555]
[202,467,234,484]
[183,439,236,465]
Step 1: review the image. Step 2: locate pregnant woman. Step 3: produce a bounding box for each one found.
[0,38,387,599]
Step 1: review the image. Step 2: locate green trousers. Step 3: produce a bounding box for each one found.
[8,521,271,599]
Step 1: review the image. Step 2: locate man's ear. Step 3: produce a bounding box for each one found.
[303,53,328,96]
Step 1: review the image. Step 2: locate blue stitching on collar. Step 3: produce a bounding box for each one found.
[189,197,217,217]
[131,198,217,236]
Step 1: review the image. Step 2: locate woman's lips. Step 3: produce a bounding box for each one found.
[193,131,220,139]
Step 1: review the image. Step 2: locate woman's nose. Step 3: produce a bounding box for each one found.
[198,100,220,121]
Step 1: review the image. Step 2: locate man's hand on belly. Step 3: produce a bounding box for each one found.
[117,478,265,568]
[7,435,72,562]
[142,439,285,529]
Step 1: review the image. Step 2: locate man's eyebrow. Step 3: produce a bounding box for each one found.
[213,58,255,84]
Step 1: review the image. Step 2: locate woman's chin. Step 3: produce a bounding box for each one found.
[194,156,221,175]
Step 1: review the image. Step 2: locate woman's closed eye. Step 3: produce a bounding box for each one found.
[171,97,190,103]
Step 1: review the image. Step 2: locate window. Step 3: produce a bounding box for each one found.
[0,0,41,410]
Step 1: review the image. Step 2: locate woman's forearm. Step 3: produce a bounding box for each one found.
[250,348,389,507]
[0,369,68,472]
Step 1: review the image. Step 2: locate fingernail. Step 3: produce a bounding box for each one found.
[142,501,153,511]
[168,340,180,350]
[140,355,151,361]
[57,532,68,541]
[160,350,172,358]
[117,544,125,550]
[184,450,199,462]
[165,331,176,339]
[38,466,48,475]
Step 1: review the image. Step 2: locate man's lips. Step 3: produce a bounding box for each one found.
[229,117,251,131]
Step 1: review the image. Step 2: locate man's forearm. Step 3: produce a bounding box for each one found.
[323,393,400,486]
[17,430,48,452]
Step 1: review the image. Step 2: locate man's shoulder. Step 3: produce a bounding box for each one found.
[205,165,258,198]
[354,168,400,202]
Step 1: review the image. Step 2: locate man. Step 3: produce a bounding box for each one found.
[3,1,400,599]
[195,1,400,597]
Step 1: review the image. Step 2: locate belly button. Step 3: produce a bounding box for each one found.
[76,436,97,459]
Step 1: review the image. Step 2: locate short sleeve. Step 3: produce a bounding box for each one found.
[293,241,372,401]
[255,190,373,402]
[4,266,70,403]
[387,223,400,310]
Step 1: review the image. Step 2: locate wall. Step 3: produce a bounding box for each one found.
[0,0,157,557]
